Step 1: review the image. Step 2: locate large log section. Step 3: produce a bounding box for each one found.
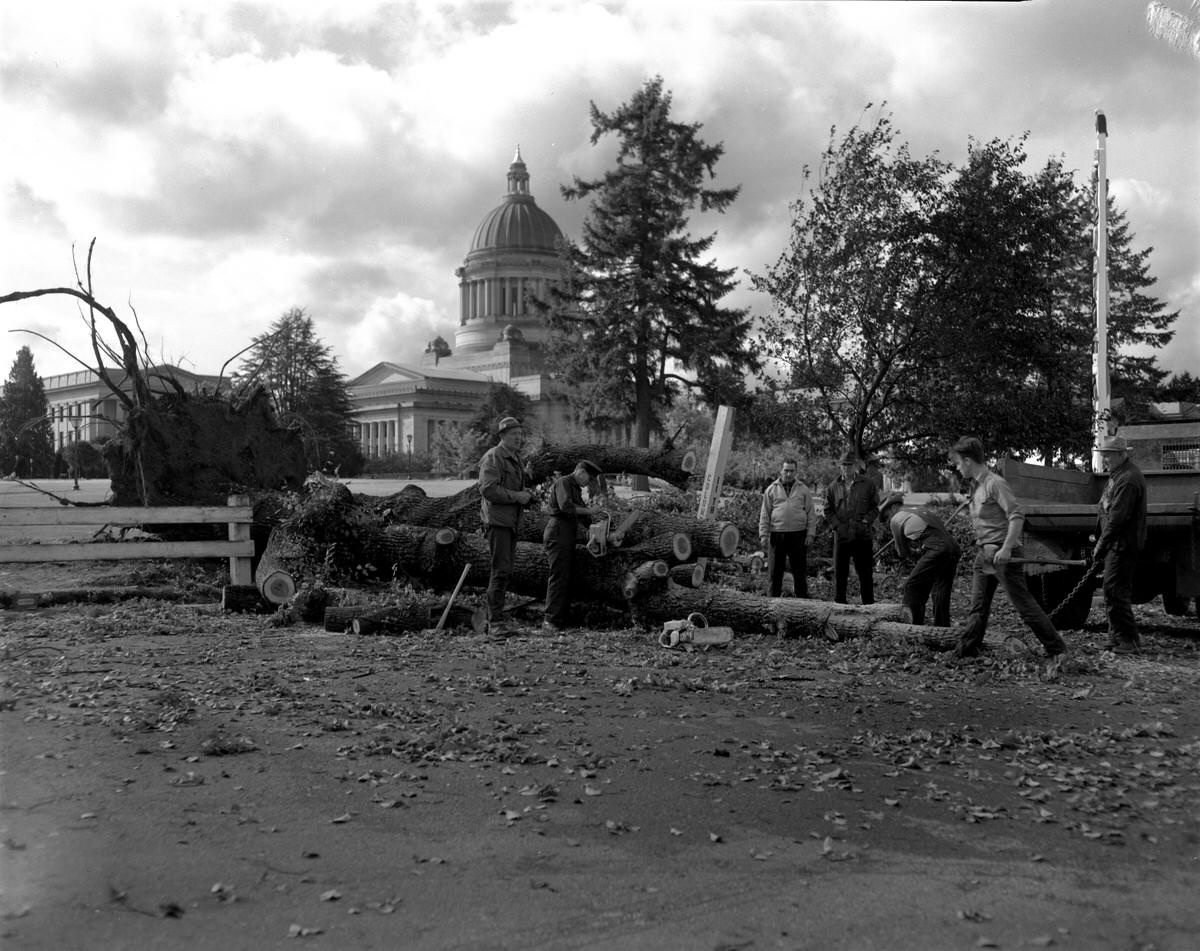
[627,582,956,648]
[363,525,690,606]
[523,443,697,488]
[359,484,738,558]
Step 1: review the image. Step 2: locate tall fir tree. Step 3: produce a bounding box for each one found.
[0,346,55,477]
[238,308,362,474]
[549,76,758,448]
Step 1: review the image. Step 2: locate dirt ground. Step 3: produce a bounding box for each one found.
[2,558,1199,951]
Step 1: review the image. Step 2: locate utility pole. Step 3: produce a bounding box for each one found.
[1092,110,1112,472]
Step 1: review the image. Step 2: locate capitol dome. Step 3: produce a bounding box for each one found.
[453,147,568,373]
[466,147,564,257]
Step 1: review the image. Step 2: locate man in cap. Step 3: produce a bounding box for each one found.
[758,458,816,598]
[477,417,531,636]
[1093,434,1147,653]
[542,459,605,631]
[948,436,1069,677]
[823,450,880,604]
[878,492,961,627]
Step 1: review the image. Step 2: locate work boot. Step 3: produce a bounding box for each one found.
[1106,639,1141,655]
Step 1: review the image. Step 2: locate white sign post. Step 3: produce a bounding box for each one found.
[694,406,735,583]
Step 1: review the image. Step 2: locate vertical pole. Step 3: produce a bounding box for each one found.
[694,406,736,584]
[1092,110,1111,472]
[228,494,253,586]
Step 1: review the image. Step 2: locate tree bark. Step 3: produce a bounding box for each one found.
[614,512,739,557]
[524,443,697,488]
[621,560,670,600]
[221,584,271,614]
[628,582,921,639]
[255,528,313,604]
[669,563,706,588]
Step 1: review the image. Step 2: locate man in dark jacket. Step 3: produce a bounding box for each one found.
[543,460,604,631]
[1094,435,1147,653]
[879,492,961,626]
[477,417,531,636]
[824,451,880,604]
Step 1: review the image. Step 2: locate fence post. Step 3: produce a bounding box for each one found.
[228,494,253,586]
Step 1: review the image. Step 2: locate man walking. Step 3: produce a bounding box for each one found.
[878,492,961,627]
[1094,434,1147,653]
[477,417,531,636]
[948,436,1069,676]
[824,451,879,604]
[543,459,604,631]
[758,459,816,598]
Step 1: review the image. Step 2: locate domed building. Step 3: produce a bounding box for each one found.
[346,148,569,461]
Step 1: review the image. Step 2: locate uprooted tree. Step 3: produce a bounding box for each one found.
[0,241,309,506]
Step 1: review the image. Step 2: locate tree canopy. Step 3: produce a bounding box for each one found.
[753,107,1179,471]
[238,308,362,475]
[548,75,758,447]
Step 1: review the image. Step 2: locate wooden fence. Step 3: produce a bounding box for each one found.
[0,494,253,585]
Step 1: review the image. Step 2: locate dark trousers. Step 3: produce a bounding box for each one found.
[543,517,577,625]
[1101,547,1139,644]
[767,531,809,598]
[957,548,1066,658]
[904,533,960,627]
[833,536,874,604]
[485,525,518,620]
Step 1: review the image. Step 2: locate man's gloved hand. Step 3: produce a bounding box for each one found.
[1092,543,1105,562]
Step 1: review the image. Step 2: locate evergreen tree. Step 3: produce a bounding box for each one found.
[238,308,362,474]
[1155,371,1200,403]
[0,346,55,477]
[550,76,758,450]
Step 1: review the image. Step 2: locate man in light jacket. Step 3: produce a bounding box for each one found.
[758,459,816,598]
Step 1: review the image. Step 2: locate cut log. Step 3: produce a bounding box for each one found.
[525,443,697,488]
[669,563,706,588]
[350,602,433,636]
[621,560,670,600]
[324,605,373,633]
[255,527,312,604]
[613,511,739,556]
[221,584,270,614]
[365,523,676,607]
[628,582,918,639]
[619,531,692,563]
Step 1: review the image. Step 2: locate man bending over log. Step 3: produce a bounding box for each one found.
[543,459,605,631]
[878,492,960,627]
[478,417,531,637]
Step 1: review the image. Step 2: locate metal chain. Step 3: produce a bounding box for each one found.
[1044,562,1103,622]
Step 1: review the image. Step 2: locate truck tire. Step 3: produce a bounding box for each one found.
[1162,593,1191,616]
[1030,568,1094,630]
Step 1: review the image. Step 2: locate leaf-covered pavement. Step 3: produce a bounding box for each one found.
[2,590,1199,951]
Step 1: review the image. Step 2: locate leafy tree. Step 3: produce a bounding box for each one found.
[238,308,362,475]
[549,75,758,451]
[755,109,1180,471]
[752,109,949,466]
[0,346,55,477]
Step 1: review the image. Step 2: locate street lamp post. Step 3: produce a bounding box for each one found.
[406,433,413,480]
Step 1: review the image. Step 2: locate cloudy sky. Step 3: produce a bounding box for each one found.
[2,0,1197,388]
